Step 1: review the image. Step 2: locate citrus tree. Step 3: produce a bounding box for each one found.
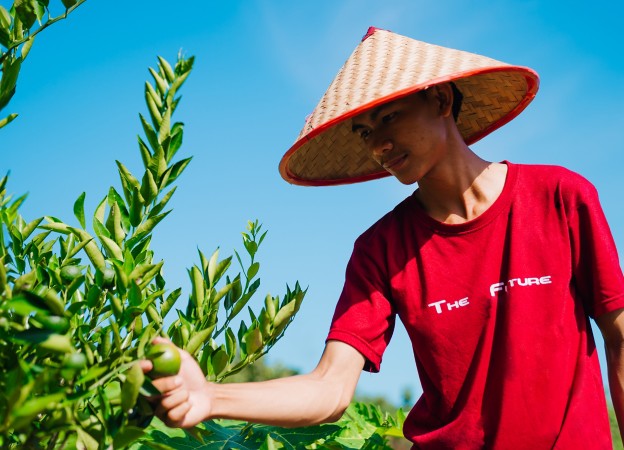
[0,2,408,447]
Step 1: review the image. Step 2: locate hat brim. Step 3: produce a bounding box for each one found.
[280,66,538,186]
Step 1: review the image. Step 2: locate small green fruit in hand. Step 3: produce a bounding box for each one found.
[146,343,181,378]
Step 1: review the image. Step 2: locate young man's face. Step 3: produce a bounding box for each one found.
[351,85,452,185]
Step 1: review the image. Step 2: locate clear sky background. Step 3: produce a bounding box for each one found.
[2,0,623,406]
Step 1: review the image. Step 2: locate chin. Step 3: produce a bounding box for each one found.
[396,176,418,186]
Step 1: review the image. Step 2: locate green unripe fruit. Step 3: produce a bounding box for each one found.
[146,343,181,378]
[60,265,81,283]
[95,267,116,289]
[102,268,116,288]
[63,352,87,370]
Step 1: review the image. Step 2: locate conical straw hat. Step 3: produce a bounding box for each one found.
[279,27,539,186]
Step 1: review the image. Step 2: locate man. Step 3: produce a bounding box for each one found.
[144,28,624,448]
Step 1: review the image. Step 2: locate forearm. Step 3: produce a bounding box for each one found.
[146,339,364,429]
[606,344,624,440]
[207,372,351,427]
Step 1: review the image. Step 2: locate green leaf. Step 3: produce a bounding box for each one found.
[100,234,123,260]
[138,136,152,168]
[10,330,74,353]
[158,105,171,143]
[145,84,163,126]
[211,347,228,378]
[167,122,184,161]
[140,168,158,204]
[129,185,144,228]
[94,194,106,219]
[68,227,106,271]
[190,265,205,314]
[161,287,181,319]
[0,57,22,108]
[161,157,192,188]
[93,217,110,239]
[244,327,262,356]
[61,0,78,9]
[106,200,126,244]
[11,391,66,427]
[148,140,168,180]
[116,160,141,203]
[14,0,37,29]
[207,248,220,287]
[0,113,18,129]
[127,210,170,248]
[185,325,215,356]
[107,187,131,231]
[21,216,43,241]
[225,328,236,363]
[158,56,175,83]
[21,36,34,59]
[272,300,297,335]
[112,426,147,449]
[0,5,11,29]
[149,186,176,218]
[149,66,169,96]
[73,192,86,228]
[140,113,160,153]
[166,70,191,103]
[247,261,260,281]
[33,1,45,22]
[145,81,162,108]
[75,427,99,450]
[77,364,108,384]
[2,294,49,316]
[121,362,144,412]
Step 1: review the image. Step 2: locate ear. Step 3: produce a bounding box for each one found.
[433,83,454,118]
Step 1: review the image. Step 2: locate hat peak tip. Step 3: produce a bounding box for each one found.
[362,26,388,41]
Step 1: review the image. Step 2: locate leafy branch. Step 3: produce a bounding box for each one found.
[0,0,87,129]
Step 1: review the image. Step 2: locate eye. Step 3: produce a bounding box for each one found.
[358,128,371,141]
[381,111,397,123]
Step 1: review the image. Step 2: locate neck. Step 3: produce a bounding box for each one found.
[415,147,508,224]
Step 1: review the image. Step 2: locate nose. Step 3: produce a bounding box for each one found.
[370,137,393,163]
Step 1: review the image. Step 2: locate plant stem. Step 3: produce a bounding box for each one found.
[0,0,88,65]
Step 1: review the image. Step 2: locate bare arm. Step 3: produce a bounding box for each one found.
[142,339,365,428]
[596,308,624,441]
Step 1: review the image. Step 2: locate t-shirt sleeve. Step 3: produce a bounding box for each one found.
[327,234,396,372]
[565,175,624,317]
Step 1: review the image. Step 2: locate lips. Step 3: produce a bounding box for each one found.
[382,154,407,171]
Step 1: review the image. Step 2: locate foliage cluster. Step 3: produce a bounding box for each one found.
[0,2,408,448]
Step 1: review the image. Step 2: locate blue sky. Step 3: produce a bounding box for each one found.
[2,1,623,406]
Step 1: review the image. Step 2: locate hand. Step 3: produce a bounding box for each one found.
[140,337,213,428]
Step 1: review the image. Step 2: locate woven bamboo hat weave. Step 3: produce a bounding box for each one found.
[279,27,539,186]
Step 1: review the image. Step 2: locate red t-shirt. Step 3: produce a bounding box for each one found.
[328,162,624,449]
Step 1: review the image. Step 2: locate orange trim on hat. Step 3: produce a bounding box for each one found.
[279,66,539,187]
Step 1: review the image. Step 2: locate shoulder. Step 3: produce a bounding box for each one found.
[352,194,414,253]
[511,162,598,200]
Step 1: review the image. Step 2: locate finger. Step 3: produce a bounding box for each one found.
[159,388,190,411]
[151,336,172,345]
[139,359,153,373]
[150,375,182,394]
[163,401,193,428]
[155,390,190,425]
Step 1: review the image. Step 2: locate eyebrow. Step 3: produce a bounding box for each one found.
[351,103,391,133]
